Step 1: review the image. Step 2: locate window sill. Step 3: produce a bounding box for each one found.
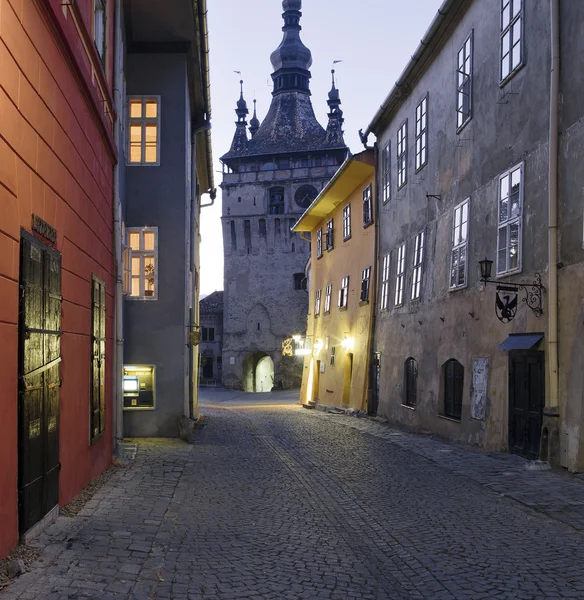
[363,221,374,230]
[397,183,407,191]
[415,164,427,175]
[326,247,334,253]
[495,267,522,280]
[123,407,156,411]
[317,254,323,260]
[339,306,347,312]
[379,308,388,313]
[456,118,472,135]
[449,283,468,292]
[401,403,416,411]
[343,235,352,242]
[126,296,158,301]
[324,311,331,316]
[438,414,461,423]
[359,300,369,307]
[90,431,105,446]
[127,162,160,167]
[499,62,525,88]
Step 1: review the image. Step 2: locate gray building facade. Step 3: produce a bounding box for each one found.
[220,0,348,392]
[363,0,584,471]
[199,292,224,384]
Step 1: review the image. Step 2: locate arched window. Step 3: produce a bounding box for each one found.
[404,358,417,407]
[269,187,285,215]
[443,359,464,420]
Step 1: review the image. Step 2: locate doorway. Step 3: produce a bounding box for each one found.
[508,351,544,460]
[18,233,62,535]
[342,352,353,406]
[242,352,274,392]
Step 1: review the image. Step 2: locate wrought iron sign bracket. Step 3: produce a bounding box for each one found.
[481,273,545,323]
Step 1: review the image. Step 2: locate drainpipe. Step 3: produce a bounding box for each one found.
[112,0,124,456]
[547,0,559,416]
[368,142,380,416]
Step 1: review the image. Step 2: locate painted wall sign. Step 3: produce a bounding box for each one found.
[31,214,57,244]
[471,357,489,420]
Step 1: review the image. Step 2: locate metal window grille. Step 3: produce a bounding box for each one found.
[343,205,351,240]
[444,359,464,420]
[380,254,390,310]
[269,188,285,214]
[457,33,473,129]
[450,199,470,288]
[497,163,523,275]
[415,97,428,171]
[316,229,322,258]
[314,289,321,316]
[324,283,332,314]
[404,358,418,407]
[381,142,391,203]
[128,97,160,165]
[360,267,371,302]
[411,232,425,300]
[500,0,523,81]
[326,219,334,250]
[363,186,373,226]
[397,121,407,189]
[394,244,406,306]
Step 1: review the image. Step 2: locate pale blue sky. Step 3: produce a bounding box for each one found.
[200,0,444,296]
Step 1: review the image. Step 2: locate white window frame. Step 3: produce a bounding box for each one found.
[326,219,334,250]
[93,0,106,63]
[126,227,159,300]
[380,254,390,310]
[497,163,523,275]
[381,142,391,203]
[338,276,349,309]
[314,289,321,316]
[457,32,473,130]
[397,121,407,189]
[122,243,132,295]
[363,186,373,226]
[360,267,371,303]
[500,0,524,83]
[411,231,425,301]
[450,199,470,289]
[324,283,332,314]
[127,96,161,166]
[316,228,322,258]
[415,96,428,172]
[342,205,351,240]
[394,243,406,307]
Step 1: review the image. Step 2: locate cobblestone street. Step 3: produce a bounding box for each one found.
[4,389,584,600]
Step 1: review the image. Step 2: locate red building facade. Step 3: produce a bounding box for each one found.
[0,0,116,556]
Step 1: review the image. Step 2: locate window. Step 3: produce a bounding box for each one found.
[411,231,425,300]
[244,220,252,252]
[202,327,215,342]
[444,359,464,420]
[128,97,160,165]
[326,219,334,250]
[90,276,106,441]
[293,273,306,290]
[451,199,469,289]
[343,205,351,240]
[259,219,267,237]
[380,254,390,310]
[330,346,336,367]
[230,221,237,250]
[415,96,428,171]
[394,243,406,307]
[381,142,391,203]
[404,358,417,408]
[269,188,285,215]
[122,243,131,296]
[363,185,373,226]
[497,163,523,275]
[316,228,322,258]
[324,283,332,314]
[127,227,158,300]
[457,32,473,129]
[397,121,407,189]
[338,276,349,309]
[314,289,321,316]
[93,0,106,63]
[500,0,523,82]
[123,365,155,409]
[360,267,371,303]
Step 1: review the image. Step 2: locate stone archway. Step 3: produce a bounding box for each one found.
[242,352,274,393]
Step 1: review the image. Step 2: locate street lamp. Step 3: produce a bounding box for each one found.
[478,257,545,323]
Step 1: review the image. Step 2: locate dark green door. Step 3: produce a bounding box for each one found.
[18,232,62,534]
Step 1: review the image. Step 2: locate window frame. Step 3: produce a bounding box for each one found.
[122,243,132,296]
[314,288,321,316]
[342,205,351,241]
[411,231,425,301]
[127,96,161,166]
[381,142,391,204]
[326,219,334,251]
[404,357,418,408]
[380,253,390,311]
[360,267,371,303]
[443,359,464,421]
[500,0,524,85]
[269,187,285,215]
[394,243,406,307]
[415,95,428,172]
[397,120,408,190]
[362,185,373,227]
[457,31,473,131]
[126,227,159,301]
[450,198,470,290]
[316,228,323,258]
[496,162,524,276]
[90,275,106,443]
[324,283,332,315]
[338,275,349,309]
[93,0,107,65]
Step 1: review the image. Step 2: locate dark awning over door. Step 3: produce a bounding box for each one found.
[498,333,544,351]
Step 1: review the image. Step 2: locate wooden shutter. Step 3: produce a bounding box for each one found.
[90,276,106,441]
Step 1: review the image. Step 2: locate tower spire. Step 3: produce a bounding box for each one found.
[325,69,345,147]
[249,99,260,138]
[229,80,249,154]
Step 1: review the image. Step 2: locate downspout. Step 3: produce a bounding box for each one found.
[368,141,380,416]
[112,0,124,456]
[190,132,198,420]
[547,0,559,417]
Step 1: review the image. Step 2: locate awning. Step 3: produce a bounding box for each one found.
[498,333,544,351]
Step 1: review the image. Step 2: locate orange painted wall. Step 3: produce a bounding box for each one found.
[0,0,116,557]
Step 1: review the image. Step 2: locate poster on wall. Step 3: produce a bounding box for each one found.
[471,358,489,420]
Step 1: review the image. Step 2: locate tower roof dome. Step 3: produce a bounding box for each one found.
[270,0,312,74]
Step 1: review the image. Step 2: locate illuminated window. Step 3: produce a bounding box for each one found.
[497,163,523,275]
[127,97,160,165]
[314,289,321,316]
[326,219,334,250]
[126,227,158,300]
[324,283,332,314]
[94,0,106,63]
[90,276,106,442]
[316,229,322,258]
[123,365,155,410]
[342,205,351,240]
[500,0,523,82]
[338,276,349,309]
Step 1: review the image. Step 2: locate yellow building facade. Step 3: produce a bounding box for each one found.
[293,151,375,411]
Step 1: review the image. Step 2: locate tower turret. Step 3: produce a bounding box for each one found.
[249,99,260,138]
[228,80,249,155]
[325,70,345,147]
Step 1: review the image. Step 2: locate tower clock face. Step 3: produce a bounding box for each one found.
[295,185,319,209]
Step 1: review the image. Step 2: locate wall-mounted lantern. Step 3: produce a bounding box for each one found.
[479,258,545,323]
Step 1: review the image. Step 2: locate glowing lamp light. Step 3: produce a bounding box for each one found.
[293,334,302,342]
[313,339,324,352]
[341,336,355,351]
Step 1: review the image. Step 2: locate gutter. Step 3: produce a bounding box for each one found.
[361,0,458,140]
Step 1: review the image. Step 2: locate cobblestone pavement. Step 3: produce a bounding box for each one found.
[3,389,584,600]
